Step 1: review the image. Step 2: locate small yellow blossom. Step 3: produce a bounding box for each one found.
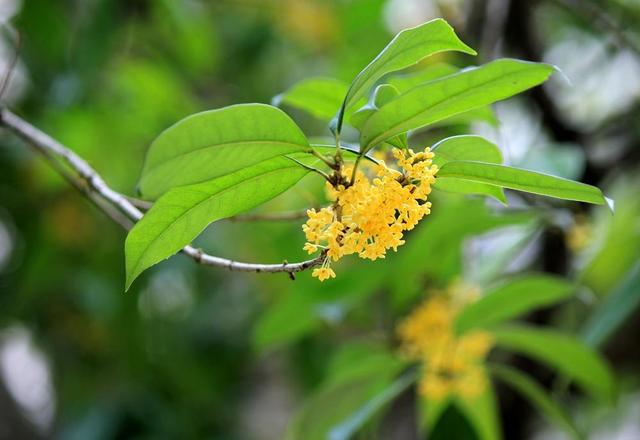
[303,243,319,254]
[397,282,494,400]
[304,147,438,280]
[311,267,336,282]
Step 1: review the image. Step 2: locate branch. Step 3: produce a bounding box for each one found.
[0,108,322,275]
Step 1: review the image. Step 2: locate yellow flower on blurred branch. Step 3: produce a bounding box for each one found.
[566,214,593,252]
[303,147,438,281]
[397,281,494,400]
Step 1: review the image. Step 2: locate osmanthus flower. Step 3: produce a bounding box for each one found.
[302,147,438,281]
[396,281,494,400]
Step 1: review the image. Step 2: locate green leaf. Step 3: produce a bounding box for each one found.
[336,18,476,132]
[126,156,311,290]
[389,64,498,127]
[455,275,575,335]
[253,263,390,351]
[490,364,582,440]
[372,83,400,107]
[273,77,349,120]
[372,84,407,148]
[492,325,615,402]
[349,107,376,130]
[388,197,535,309]
[285,355,405,440]
[388,63,460,91]
[432,135,502,166]
[360,59,554,150]
[328,371,416,440]
[432,135,506,203]
[437,161,609,205]
[455,379,502,440]
[349,85,408,149]
[582,262,640,348]
[139,103,309,199]
[420,369,501,440]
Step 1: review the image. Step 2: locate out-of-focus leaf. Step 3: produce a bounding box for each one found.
[428,404,479,440]
[582,261,640,348]
[285,353,405,440]
[432,135,506,203]
[139,104,309,199]
[253,262,390,351]
[273,77,349,120]
[388,197,536,308]
[493,325,615,402]
[360,59,553,150]
[421,369,500,440]
[519,143,586,181]
[328,371,416,440]
[455,378,502,440]
[336,18,476,132]
[126,156,312,290]
[581,177,640,294]
[438,161,610,206]
[326,341,407,385]
[490,364,582,440]
[455,275,575,334]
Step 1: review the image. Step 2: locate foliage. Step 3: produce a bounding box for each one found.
[3,1,640,439]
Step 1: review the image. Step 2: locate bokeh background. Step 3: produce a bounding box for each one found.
[1,0,639,438]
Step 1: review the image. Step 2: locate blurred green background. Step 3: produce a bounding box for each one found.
[1,0,639,439]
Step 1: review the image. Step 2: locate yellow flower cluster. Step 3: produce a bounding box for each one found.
[303,148,438,281]
[397,282,494,400]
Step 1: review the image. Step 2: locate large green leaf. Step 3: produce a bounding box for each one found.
[273,77,349,120]
[139,103,309,199]
[432,135,506,203]
[126,156,312,290]
[360,59,554,149]
[490,364,582,440]
[492,325,615,402]
[455,275,575,334]
[437,161,609,206]
[388,63,460,91]
[336,18,476,132]
[389,64,497,127]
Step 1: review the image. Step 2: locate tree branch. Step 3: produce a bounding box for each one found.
[0,108,322,275]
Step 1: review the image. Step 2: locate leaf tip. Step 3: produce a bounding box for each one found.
[551,64,572,86]
[604,196,615,214]
[271,93,283,107]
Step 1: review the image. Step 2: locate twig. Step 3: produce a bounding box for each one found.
[0,108,323,275]
[0,27,20,103]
